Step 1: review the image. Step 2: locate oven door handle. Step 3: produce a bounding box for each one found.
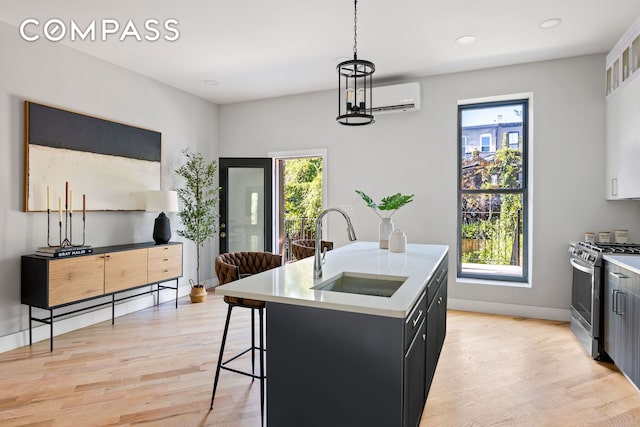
[570,258,594,275]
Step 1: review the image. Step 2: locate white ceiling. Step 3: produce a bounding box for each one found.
[2,0,640,105]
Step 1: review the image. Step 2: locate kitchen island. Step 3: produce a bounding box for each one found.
[215,241,449,427]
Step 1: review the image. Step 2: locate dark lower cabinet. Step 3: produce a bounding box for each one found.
[266,257,448,427]
[604,261,640,389]
[426,276,447,397]
[404,319,426,427]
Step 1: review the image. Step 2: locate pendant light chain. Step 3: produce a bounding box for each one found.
[353,0,358,58]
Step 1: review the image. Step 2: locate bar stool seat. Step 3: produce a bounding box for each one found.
[210,251,282,426]
[291,239,333,260]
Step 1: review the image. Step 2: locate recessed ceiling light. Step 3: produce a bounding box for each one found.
[203,80,218,86]
[539,18,562,29]
[455,35,477,45]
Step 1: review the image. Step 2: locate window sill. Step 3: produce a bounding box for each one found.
[456,276,531,288]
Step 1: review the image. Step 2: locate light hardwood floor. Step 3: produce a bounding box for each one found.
[1,291,639,426]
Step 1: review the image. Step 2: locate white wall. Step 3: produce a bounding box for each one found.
[219,54,640,320]
[0,21,219,351]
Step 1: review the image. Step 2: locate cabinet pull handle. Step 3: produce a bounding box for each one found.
[437,296,443,305]
[413,310,423,327]
[422,333,426,341]
[612,178,618,197]
[616,291,625,315]
[436,268,446,284]
[609,271,628,279]
[612,289,618,313]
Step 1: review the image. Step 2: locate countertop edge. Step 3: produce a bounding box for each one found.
[604,254,640,275]
[215,242,449,318]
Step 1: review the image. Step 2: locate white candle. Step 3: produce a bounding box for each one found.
[346,88,354,104]
[356,88,365,106]
[58,198,62,222]
[69,190,73,214]
[47,185,50,210]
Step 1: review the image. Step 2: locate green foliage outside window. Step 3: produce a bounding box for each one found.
[461,138,523,266]
[284,157,323,220]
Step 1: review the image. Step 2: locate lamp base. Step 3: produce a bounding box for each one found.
[153,212,171,244]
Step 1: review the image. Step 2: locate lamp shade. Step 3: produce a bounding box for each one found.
[146,190,179,213]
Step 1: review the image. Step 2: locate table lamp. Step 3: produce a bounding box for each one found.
[146,190,179,244]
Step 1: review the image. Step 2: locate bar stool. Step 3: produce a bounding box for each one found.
[291,239,333,260]
[210,251,282,426]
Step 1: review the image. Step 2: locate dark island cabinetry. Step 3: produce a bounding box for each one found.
[266,255,448,427]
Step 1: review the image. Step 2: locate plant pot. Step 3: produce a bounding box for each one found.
[190,286,207,303]
[379,218,394,249]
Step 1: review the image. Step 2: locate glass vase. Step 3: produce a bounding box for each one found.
[379,217,394,249]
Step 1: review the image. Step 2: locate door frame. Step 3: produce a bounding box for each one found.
[218,157,273,254]
[268,149,327,258]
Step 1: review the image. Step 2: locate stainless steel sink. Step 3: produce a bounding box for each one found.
[312,272,407,297]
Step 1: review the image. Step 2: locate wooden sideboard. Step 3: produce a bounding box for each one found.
[21,242,183,350]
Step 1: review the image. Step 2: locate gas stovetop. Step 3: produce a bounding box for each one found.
[569,241,640,265]
[577,241,640,253]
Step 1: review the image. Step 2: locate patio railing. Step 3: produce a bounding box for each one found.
[460,209,521,267]
[283,217,316,262]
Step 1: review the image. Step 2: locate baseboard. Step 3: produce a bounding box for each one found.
[448,298,571,322]
[0,282,198,354]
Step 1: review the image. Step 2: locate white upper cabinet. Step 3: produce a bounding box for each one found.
[606,16,640,199]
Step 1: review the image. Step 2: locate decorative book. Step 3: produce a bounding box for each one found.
[35,245,93,258]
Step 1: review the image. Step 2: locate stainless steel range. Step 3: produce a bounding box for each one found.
[568,241,640,359]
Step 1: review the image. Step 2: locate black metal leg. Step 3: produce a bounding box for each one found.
[175,279,178,309]
[259,307,265,427]
[28,306,32,346]
[251,308,256,380]
[49,309,53,352]
[112,294,115,325]
[211,304,233,410]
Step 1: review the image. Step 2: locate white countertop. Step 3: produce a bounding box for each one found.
[604,254,640,275]
[214,241,449,318]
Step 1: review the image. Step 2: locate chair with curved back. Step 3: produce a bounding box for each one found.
[210,251,282,425]
[291,239,334,260]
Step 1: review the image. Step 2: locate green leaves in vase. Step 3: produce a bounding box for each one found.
[355,190,414,218]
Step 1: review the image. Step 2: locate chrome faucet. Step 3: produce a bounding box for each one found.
[314,208,357,279]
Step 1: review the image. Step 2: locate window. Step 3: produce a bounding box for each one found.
[480,134,492,152]
[507,131,519,149]
[458,100,528,282]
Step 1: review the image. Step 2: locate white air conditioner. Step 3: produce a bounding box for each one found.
[371,82,421,115]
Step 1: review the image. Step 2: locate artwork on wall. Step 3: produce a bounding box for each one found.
[23,101,162,212]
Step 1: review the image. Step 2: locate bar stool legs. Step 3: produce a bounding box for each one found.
[210,303,266,426]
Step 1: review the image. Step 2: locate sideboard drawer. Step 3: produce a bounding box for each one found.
[148,244,182,260]
[49,255,105,306]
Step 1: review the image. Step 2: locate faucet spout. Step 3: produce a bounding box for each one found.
[314,208,357,279]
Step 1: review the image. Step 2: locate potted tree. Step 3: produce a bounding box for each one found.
[175,149,220,303]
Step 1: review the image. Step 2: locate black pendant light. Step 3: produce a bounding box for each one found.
[337,0,375,126]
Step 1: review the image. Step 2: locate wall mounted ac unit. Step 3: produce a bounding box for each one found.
[371,82,421,115]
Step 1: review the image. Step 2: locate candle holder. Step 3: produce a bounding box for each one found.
[61,209,72,247]
[38,186,91,258]
[47,208,53,247]
[44,188,88,249]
